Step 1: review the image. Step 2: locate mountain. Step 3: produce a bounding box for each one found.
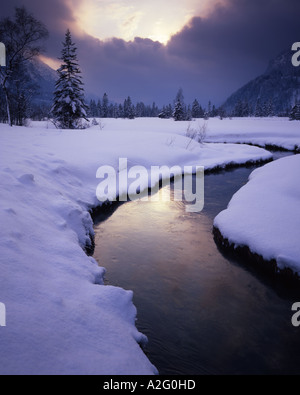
[26,57,57,106]
[0,56,57,123]
[223,50,300,116]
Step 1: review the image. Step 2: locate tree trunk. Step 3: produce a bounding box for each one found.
[3,86,12,127]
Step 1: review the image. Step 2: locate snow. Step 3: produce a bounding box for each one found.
[203,117,300,151]
[214,155,300,274]
[0,117,289,375]
[73,117,300,152]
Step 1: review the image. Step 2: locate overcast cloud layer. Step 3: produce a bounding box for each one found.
[1,0,299,106]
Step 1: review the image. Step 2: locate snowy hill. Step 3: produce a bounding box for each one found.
[223,50,300,116]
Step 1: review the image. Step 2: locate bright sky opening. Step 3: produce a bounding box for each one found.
[70,0,213,43]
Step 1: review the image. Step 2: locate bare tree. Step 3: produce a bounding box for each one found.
[0,7,48,126]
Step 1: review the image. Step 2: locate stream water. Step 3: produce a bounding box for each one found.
[93,152,300,375]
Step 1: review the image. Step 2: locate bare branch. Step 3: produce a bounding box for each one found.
[0,7,48,126]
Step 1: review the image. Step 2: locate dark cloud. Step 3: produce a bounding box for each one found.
[169,0,300,63]
[166,0,300,102]
[76,35,195,105]
[1,0,299,106]
[0,0,74,33]
[0,0,76,60]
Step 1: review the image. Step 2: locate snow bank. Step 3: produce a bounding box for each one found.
[0,119,271,374]
[214,155,300,275]
[204,117,300,151]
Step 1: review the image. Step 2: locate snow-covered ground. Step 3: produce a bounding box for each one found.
[90,117,300,152]
[214,154,300,275]
[0,117,295,374]
[204,117,300,151]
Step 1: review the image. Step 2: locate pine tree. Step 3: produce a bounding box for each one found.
[186,104,192,121]
[97,99,102,117]
[102,93,109,118]
[52,29,88,129]
[192,99,201,118]
[112,103,119,118]
[267,98,274,117]
[123,96,135,119]
[173,99,185,121]
[173,88,186,121]
[295,104,300,120]
[219,107,226,120]
[242,101,250,117]
[290,103,300,121]
[151,102,159,117]
[199,105,205,118]
[296,104,300,120]
[158,106,168,119]
[88,99,97,117]
[211,104,218,117]
[255,98,263,117]
[234,100,243,117]
[207,101,212,117]
[262,101,269,118]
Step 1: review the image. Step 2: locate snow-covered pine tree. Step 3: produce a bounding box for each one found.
[173,88,186,121]
[123,96,135,119]
[173,99,185,121]
[97,99,102,117]
[88,99,97,117]
[296,104,300,120]
[207,101,212,117]
[102,93,109,118]
[186,105,192,121]
[52,29,88,129]
[192,99,201,118]
[290,103,300,121]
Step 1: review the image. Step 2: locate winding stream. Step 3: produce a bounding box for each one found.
[93,152,300,375]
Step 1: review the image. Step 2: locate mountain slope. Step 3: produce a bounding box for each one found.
[26,57,57,105]
[223,50,300,116]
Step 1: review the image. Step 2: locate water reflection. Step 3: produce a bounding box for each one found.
[93,154,300,375]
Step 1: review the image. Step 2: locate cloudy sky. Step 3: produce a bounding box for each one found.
[1,0,299,106]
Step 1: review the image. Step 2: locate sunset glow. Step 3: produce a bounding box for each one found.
[39,55,61,70]
[70,0,213,43]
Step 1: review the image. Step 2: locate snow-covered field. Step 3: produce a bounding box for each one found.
[214,154,300,275]
[0,117,297,374]
[91,117,300,151]
[204,117,300,151]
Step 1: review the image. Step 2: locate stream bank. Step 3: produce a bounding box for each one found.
[92,151,300,375]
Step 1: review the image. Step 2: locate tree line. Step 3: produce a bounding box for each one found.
[231,98,293,118]
[88,95,160,119]
[87,88,221,122]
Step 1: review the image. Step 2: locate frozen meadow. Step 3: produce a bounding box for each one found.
[0,117,299,374]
